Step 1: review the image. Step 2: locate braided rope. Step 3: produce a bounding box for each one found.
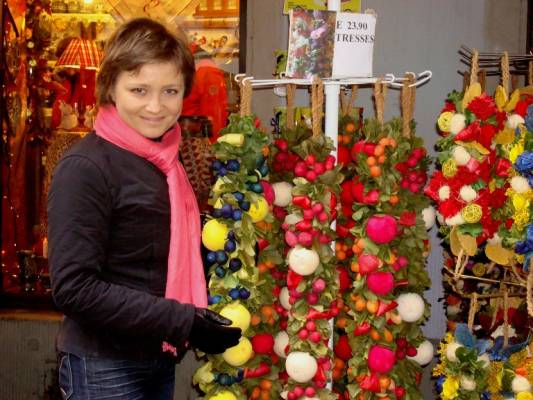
[239,79,252,117]
[467,292,478,331]
[311,78,324,138]
[501,51,510,94]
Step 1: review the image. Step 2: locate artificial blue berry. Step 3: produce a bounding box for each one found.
[239,288,251,299]
[206,251,217,264]
[259,164,269,177]
[212,209,222,218]
[239,201,250,211]
[221,204,233,219]
[216,251,228,264]
[215,266,225,278]
[232,209,243,221]
[218,167,228,177]
[233,192,245,202]
[228,258,242,272]
[229,288,240,300]
[226,159,240,172]
[224,240,236,253]
[227,231,235,240]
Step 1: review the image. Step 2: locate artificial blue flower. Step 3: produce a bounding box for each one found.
[435,376,445,393]
[455,323,491,354]
[515,152,533,174]
[481,392,491,400]
[489,336,529,361]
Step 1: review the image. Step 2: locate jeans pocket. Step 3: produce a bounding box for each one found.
[58,354,74,400]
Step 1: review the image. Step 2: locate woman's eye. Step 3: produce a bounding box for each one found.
[165,89,179,95]
[131,88,146,94]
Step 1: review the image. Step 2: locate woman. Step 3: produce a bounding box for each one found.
[48,18,241,400]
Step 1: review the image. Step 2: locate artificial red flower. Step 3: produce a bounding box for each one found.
[467,93,497,120]
[438,198,463,218]
[454,121,495,150]
[441,101,457,113]
[515,96,533,117]
[495,158,512,177]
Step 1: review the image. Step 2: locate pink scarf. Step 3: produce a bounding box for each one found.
[94,106,207,309]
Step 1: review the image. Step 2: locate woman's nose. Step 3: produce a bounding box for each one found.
[145,95,162,113]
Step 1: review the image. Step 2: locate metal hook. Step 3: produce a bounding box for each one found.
[234,73,246,84]
[241,76,254,86]
[387,70,433,88]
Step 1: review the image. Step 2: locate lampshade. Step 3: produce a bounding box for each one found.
[55,38,103,70]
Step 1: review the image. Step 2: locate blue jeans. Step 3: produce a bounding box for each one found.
[58,353,176,400]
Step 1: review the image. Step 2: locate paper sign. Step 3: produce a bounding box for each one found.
[332,12,376,78]
[283,0,361,14]
[286,9,375,79]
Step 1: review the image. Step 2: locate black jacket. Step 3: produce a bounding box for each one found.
[47,133,195,359]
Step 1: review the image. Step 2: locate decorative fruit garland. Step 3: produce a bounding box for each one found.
[426,82,512,262]
[266,81,344,400]
[195,114,270,400]
[335,78,433,400]
[427,51,533,400]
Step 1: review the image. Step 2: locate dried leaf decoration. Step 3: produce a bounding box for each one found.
[462,82,482,111]
[485,244,513,266]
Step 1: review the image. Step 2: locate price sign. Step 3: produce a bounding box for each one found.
[332,12,376,78]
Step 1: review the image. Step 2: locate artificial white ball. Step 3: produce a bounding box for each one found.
[511,176,530,194]
[273,331,289,358]
[396,293,425,322]
[408,340,434,366]
[445,213,465,226]
[273,182,294,207]
[285,352,318,383]
[288,246,320,276]
[512,375,532,393]
[459,185,477,202]
[507,114,525,130]
[477,353,490,369]
[452,146,471,166]
[447,304,461,316]
[422,206,436,230]
[446,342,463,362]
[450,113,466,135]
[279,287,291,311]
[460,376,477,391]
[438,185,451,201]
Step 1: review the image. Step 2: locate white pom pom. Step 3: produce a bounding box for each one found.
[450,113,466,135]
[445,213,465,226]
[279,287,291,311]
[408,340,434,366]
[506,114,525,130]
[273,182,294,207]
[487,233,502,245]
[452,146,471,166]
[446,342,463,362]
[396,293,425,322]
[460,376,477,391]
[284,213,303,225]
[459,185,477,202]
[512,375,532,393]
[422,206,436,230]
[511,176,530,194]
[438,185,451,201]
[274,331,289,358]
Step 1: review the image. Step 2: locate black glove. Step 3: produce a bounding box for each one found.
[189,308,242,354]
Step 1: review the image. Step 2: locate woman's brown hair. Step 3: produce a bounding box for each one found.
[96,18,195,105]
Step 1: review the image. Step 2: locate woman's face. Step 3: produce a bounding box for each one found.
[112,61,185,139]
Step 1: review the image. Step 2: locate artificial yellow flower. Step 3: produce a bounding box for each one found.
[438,111,454,132]
[443,159,458,178]
[442,376,459,400]
[517,393,533,400]
[488,361,504,393]
[510,142,525,163]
